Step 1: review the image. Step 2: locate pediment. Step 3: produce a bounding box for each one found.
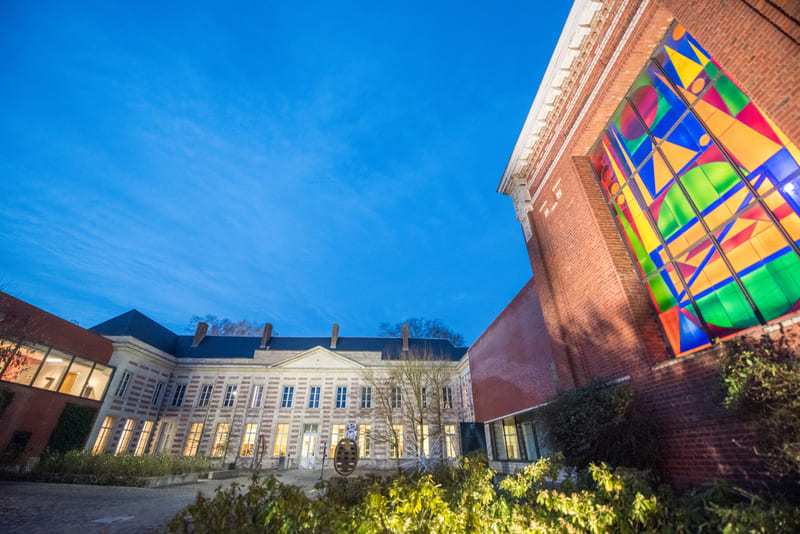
[272,346,364,369]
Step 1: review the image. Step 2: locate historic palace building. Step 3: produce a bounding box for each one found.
[86,310,472,469]
[469,0,800,486]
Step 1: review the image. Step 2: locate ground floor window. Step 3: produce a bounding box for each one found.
[116,419,135,455]
[211,423,230,457]
[92,416,114,454]
[184,422,203,456]
[490,413,549,462]
[330,424,345,456]
[358,424,370,458]
[134,420,154,456]
[240,423,258,457]
[445,424,458,458]
[273,423,289,457]
[391,424,403,458]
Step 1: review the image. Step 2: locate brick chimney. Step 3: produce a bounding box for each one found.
[402,323,409,352]
[192,322,208,347]
[260,322,273,349]
[330,323,339,349]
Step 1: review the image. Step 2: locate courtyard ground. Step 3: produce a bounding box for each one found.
[0,467,393,534]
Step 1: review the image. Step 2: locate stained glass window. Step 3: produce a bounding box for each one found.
[590,23,800,356]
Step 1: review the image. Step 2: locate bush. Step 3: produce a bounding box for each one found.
[35,450,212,486]
[46,403,97,454]
[719,334,800,481]
[168,456,800,533]
[538,380,661,470]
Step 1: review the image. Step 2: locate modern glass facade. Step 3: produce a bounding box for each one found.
[590,23,800,355]
[0,340,113,400]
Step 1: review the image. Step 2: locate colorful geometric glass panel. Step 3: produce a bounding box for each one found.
[589,22,800,356]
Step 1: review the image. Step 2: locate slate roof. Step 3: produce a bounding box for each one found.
[91,310,467,361]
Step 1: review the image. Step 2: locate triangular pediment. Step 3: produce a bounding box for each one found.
[272,346,364,369]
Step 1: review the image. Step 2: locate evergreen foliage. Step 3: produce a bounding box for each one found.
[46,403,97,454]
[538,380,661,470]
[719,334,800,482]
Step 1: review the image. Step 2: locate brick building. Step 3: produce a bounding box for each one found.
[0,291,114,467]
[470,0,800,486]
[87,310,472,469]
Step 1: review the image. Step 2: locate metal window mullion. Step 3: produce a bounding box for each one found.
[652,59,800,262]
[28,347,52,388]
[595,117,714,345]
[627,95,767,325]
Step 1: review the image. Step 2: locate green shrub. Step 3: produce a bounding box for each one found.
[538,380,661,470]
[168,457,800,533]
[36,450,212,485]
[719,334,800,481]
[46,403,97,454]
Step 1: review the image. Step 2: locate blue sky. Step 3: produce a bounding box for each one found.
[0,1,570,344]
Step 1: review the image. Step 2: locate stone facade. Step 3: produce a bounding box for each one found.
[88,311,472,470]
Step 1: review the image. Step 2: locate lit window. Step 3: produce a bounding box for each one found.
[330,424,345,456]
[360,386,371,408]
[445,425,458,457]
[273,424,289,457]
[81,364,113,400]
[172,384,186,406]
[250,385,264,408]
[358,424,370,457]
[390,387,401,409]
[1,345,47,386]
[135,421,154,456]
[59,357,94,396]
[336,386,347,408]
[281,386,294,408]
[184,422,203,456]
[31,349,69,391]
[589,22,800,356]
[223,385,237,407]
[92,416,114,454]
[152,382,164,405]
[421,425,430,457]
[115,372,131,397]
[308,386,320,408]
[391,424,403,458]
[116,419,135,455]
[211,423,230,457]
[442,387,453,409]
[502,419,520,460]
[240,423,258,457]
[197,384,213,407]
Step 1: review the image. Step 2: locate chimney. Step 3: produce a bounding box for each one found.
[192,322,208,347]
[331,323,339,349]
[402,323,409,352]
[260,322,273,349]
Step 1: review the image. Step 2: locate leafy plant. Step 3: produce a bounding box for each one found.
[46,403,97,454]
[719,334,800,481]
[34,450,213,486]
[168,456,800,533]
[538,380,661,470]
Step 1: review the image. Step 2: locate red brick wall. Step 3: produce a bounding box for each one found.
[0,382,101,462]
[501,0,800,487]
[0,291,113,365]
[469,279,559,422]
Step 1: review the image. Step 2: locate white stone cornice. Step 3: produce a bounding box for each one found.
[498,0,603,195]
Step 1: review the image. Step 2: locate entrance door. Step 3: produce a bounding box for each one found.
[299,424,318,469]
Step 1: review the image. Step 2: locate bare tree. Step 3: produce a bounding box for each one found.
[362,347,457,472]
[186,315,263,337]
[378,318,465,347]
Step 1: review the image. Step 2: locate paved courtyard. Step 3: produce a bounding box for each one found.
[0,468,385,534]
